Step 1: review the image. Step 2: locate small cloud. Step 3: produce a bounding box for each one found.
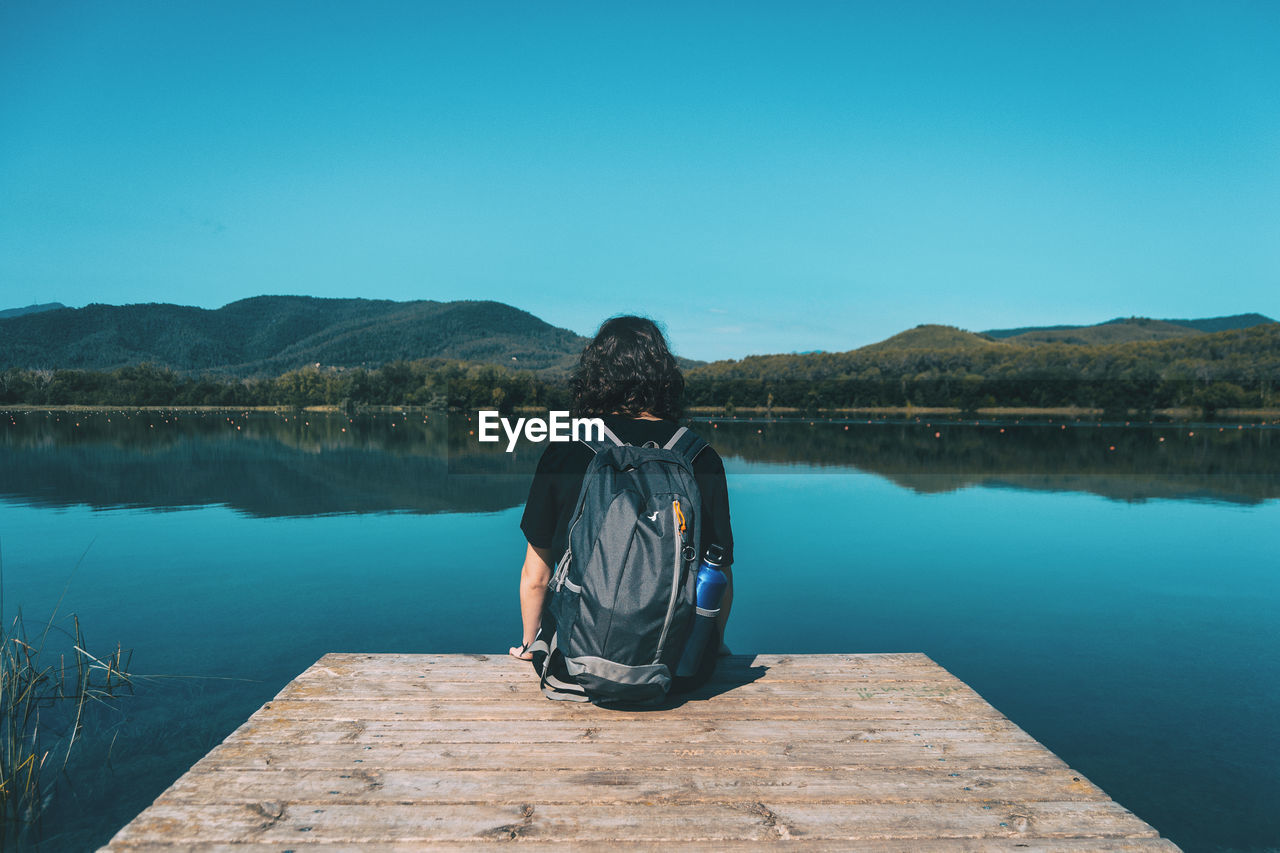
[708,307,728,314]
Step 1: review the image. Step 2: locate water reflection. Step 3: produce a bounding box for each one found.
[701,418,1280,504]
[1,408,1277,515]
[0,409,533,516]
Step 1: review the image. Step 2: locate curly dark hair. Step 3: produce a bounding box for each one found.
[570,316,684,419]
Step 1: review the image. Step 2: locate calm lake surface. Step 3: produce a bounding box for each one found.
[2,409,1277,852]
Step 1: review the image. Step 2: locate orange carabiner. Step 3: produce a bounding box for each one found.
[673,499,686,535]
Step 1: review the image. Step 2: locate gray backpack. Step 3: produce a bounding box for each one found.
[540,424,707,704]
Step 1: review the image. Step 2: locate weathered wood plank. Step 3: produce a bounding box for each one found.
[276,677,979,700]
[106,839,1183,852]
[107,801,1160,844]
[251,696,1010,720]
[155,765,1109,806]
[190,739,1068,772]
[295,656,949,681]
[315,652,939,669]
[102,653,1177,851]
[226,716,1041,746]
[286,667,959,687]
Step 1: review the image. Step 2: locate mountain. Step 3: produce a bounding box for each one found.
[0,296,590,375]
[862,324,1001,350]
[1001,318,1199,345]
[3,297,1271,379]
[1161,313,1276,333]
[982,313,1274,344]
[688,321,1280,384]
[0,302,65,319]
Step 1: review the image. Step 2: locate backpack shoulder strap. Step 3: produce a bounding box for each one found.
[579,420,627,454]
[663,425,708,465]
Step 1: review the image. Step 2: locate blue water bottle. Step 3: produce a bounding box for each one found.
[676,543,729,677]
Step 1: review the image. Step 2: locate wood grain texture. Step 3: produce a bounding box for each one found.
[105,841,1181,853]
[102,653,1179,851]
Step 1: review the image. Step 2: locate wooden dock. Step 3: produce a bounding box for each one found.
[104,653,1178,850]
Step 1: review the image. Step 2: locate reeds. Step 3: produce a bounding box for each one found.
[0,602,132,836]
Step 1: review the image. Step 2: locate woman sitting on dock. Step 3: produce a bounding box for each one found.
[510,315,735,693]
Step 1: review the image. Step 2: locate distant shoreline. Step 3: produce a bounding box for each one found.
[685,404,1280,420]
[5,403,1280,422]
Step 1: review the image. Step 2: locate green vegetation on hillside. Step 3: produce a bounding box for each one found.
[0,296,588,375]
[0,302,65,320]
[0,359,571,411]
[859,324,999,350]
[981,312,1272,340]
[684,323,1280,415]
[1000,317,1199,345]
[2,323,1277,416]
[2,311,1277,416]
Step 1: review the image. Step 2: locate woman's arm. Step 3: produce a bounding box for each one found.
[510,542,554,659]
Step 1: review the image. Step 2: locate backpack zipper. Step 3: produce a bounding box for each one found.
[654,498,686,662]
[554,456,599,592]
[551,550,573,592]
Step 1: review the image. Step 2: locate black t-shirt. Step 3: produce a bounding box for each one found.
[520,415,734,568]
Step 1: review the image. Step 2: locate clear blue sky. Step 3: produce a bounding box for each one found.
[2,1,1277,361]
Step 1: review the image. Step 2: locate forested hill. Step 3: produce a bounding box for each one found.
[683,321,1280,412]
[981,313,1273,344]
[688,322,1280,385]
[0,302,65,320]
[0,296,589,375]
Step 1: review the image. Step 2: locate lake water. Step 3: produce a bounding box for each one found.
[1,409,1277,852]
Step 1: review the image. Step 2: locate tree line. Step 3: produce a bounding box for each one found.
[683,324,1280,414]
[0,360,570,411]
[1,323,1277,414]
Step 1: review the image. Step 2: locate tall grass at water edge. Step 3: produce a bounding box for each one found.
[0,542,133,845]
